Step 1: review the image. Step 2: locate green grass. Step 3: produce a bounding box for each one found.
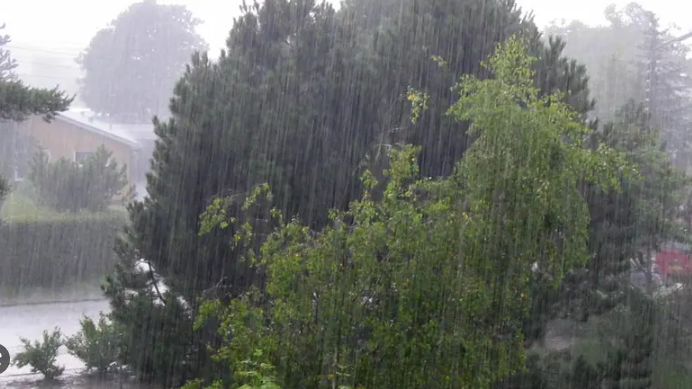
[1,192,127,223]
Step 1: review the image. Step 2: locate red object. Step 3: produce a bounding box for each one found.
[655,248,692,277]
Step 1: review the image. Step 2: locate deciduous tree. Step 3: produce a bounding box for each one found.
[77,0,207,123]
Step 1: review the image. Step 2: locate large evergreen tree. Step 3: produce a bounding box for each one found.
[546,2,692,169]
[637,9,692,167]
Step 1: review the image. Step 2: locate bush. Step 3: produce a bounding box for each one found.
[65,313,121,374]
[9,179,42,205]
[0,174,7,200]
[28,145,133,212]
[0,212,125,292]
[13,327,65,380]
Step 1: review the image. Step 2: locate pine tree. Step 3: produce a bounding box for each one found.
[637,8,692,168]
[0,24,17,81]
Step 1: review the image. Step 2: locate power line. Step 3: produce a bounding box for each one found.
[5,44,82,57]
[5,44,205,70]
[15,73,78,81]
[16,61,81,71]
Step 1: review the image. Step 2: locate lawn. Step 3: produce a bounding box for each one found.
[0,191,127,223]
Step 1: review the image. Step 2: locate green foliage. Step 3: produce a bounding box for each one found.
[589,101,687,305]
[28,145,131,213]
[78,0,207,122]
[406,87,429,124]
[522,98,690,348]
[13,327,65,380]
[102,256,198,387]
[189,37,624,389]
[0,80,73,122]
[184,348,282,389]
[0,24,72,121]
[500,349,603,389]
[65,313,122,374]
[598,289,656,389]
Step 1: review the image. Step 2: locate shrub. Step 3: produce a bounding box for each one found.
[0,212,125,293]
[9,179,41,205]
[65,313,121,374]
[13,327,65,380]
[0,174,7,200]
[28,145,132,213]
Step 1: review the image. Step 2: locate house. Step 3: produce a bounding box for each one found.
[14,109,156,200]
[654,241,692,281]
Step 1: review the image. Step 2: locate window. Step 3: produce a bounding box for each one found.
[74,151,94,163]
[74,151,94,167]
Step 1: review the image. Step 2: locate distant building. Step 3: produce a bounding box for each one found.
[14,109,156,201]
[654,241,692,280]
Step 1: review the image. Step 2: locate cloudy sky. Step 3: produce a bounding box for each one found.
[3,0,692,61]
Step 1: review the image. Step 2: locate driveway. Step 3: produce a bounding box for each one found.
[0,300,114,387]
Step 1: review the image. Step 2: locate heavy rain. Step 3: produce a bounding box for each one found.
[2,0,692,388]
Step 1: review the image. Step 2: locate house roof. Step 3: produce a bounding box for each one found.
[56,109,157,149]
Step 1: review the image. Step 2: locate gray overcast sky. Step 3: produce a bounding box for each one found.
[3,0,692,58]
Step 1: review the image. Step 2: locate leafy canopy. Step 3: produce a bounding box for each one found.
[77,0,207,122]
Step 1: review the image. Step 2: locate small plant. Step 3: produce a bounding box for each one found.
[65,313,121,374]
[13,327,65,379]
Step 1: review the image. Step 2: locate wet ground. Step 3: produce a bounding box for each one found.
[0,299,149,388]
[2,375,152,389]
